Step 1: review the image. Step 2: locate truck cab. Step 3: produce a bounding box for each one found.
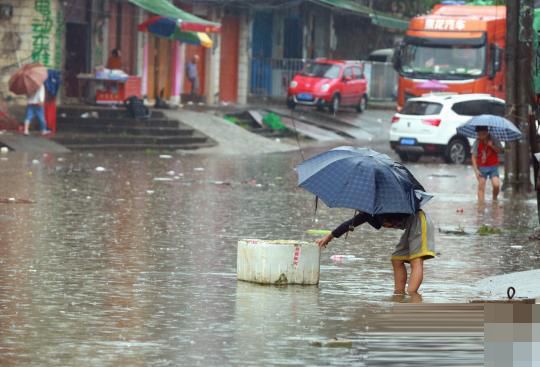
[393,5,505,110]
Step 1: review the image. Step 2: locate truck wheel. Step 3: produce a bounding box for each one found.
[444,138,468,164]
[356,95,368,113]
[398,152,421,162]
[329,95,340,114]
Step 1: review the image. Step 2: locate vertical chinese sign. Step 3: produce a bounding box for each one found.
[32,0,53,66]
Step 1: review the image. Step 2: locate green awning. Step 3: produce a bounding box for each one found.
[312,0,409,31]
[370,14,409,31]
[129,0,220,28]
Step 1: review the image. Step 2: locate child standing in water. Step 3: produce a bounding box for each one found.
[316,210,436,296]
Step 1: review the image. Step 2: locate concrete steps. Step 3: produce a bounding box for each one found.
[52,105,215,150]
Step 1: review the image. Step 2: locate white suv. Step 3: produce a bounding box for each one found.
[389,94,505,164]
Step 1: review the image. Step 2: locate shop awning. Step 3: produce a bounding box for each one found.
[129,0,221,32]
[311,0,410,31]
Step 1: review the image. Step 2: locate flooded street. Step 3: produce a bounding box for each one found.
[1,149,539,366]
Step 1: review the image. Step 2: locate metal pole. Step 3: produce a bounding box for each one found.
[505,0,518,192]
[516,0,534,192]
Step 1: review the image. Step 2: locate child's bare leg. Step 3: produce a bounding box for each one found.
[491,176,500,200]
[477,176,486,202]
[392,259,407,294]
[407,258,424,293]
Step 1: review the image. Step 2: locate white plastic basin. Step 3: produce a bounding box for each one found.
[237,239,320,285]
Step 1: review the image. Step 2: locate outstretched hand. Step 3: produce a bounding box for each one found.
[316,233,334,249]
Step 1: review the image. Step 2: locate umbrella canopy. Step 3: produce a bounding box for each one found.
[296,146,432,215]
[416,79,449,91]
[456,114,522,141]
[8,63,48,96]
[138,16,214,47]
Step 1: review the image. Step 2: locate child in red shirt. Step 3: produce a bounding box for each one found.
[471,126,503,202]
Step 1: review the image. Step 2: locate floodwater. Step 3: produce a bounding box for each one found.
[0,149,539,366]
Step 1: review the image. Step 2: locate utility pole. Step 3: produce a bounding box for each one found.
[505,0,534,193]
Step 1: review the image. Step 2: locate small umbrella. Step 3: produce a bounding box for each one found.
[8,63,48,96]
[138,16,215,48]
[456,114,522,141]
[416,79,449,91]
[296,146,432,215]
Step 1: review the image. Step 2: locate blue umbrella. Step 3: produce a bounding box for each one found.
[456,114,522,141]
[296,146,432,215]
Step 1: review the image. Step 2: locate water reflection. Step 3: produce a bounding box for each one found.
[0,152,537,366]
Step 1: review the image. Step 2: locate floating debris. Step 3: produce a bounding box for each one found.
[153,177,174,182]
[0,147,9,154]
[159,155,173,159]
[305,229,331,236]
[95,166,106,172]
[330,255,358,262]
[0,198,34,204]
[310,338,353,348]
[477,225,502,236]
[193,167,205,172]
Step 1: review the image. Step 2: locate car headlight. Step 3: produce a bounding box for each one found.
[321,84,330,92]
[290,81,298,88]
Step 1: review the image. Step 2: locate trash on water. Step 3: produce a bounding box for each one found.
[305,229,331,236]
[95,166,106,172]
[166,170,176,176]
[146,190,155,195]
[81,112,90,118]
[310,338,353,348]
[477,225,502,236]
[211,181,231,186]
[330,255,358,262]
[438,226,469,235]
[193,167,205,172]
[32,159,39,165]
[0,147,9,154]
[159,155,173,159]
[153,177,173,182]
[510,245,523,250]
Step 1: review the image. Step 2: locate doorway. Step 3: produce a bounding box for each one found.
[65,23,90,98]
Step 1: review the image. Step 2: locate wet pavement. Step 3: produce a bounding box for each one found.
[0,147,539,366]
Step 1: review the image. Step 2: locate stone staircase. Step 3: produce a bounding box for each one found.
[51,105,215,150]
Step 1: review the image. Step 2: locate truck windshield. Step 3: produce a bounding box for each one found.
[301,63,341,79]
[399,44,486,79]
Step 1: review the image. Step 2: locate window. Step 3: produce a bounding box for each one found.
[301,63,340,79]
[353,66,364,79]
[451,100,502,116]
[401,101,443,115]
[343,67,353,79]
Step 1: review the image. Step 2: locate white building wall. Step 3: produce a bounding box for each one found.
[237,11,250,105]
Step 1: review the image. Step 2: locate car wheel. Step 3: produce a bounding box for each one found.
[398,152,421,163]
[356,95,368,113]
[444,138,468,164]
[329,95,340,114]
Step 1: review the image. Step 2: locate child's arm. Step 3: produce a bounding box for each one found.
[316,212,372,248]
[470,140,480,178]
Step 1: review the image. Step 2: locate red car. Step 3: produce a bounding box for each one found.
[287,59,368,113]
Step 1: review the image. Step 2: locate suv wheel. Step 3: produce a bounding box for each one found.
[444,138,468,164]
[356,95,368,113]
[398,152,421,163]
[329,95,340,114]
